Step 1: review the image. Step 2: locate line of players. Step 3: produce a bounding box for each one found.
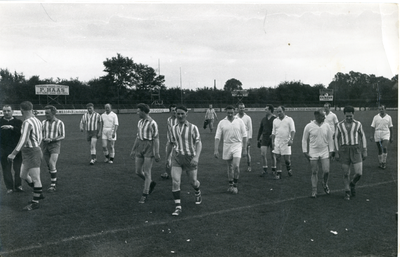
[0,101,393,213]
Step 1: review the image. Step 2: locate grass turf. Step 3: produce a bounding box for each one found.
[0,110,397,257]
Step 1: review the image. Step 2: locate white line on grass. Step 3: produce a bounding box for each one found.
[1,180,396,255]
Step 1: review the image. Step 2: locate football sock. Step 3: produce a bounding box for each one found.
[104,152,109,159]
[50,169,57,187]
[229,181,233,187]
[285,161,291,171]
[33,187,43,202]
[272,167,276,172]
[352,174,361,185]
[193,181,200,193]
[323,172,329,185]
[110,157,114,161]
[382,153,388,163]
[263,166,268,172]
[378,154,383,164]
[91,154,96,160]
[173,191,181,207]
[233,178,238,184]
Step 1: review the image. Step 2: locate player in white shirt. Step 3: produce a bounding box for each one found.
[214,105,247,194]
[323,103,339,137]
[235,103,253,172]
[271,106,296,179]
[370,105,393,169]
[302,109,334,198]
[101,103,119,163]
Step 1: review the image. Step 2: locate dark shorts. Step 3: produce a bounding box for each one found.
[86,130,98,142]
[261,135,272,147]
[43,141,61,155]
[21,147,42,169]
[171,151,197,172]
[339,145,362,165]
[135,140,154,158]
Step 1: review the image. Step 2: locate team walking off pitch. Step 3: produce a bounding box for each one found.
[0,102,394,213]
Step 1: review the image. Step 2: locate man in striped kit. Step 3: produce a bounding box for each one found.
[80,103,102,165]
[166,105,202,216]
[130,103,160,204]
[7,101,44,211]
[162,104,177,180]
[101,103,119,164]
[42,105,65,192]
[335,106,367,200]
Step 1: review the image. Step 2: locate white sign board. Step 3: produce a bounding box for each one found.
[35,84,70,95]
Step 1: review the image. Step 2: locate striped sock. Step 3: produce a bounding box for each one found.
[33,187,43,202]
[50,170,57,187]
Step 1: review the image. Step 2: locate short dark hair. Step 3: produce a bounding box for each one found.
[343,106,355,114]
[314,109,325,116]
[20,101,33,111]
[278,106,285,112]
[176,105,187,112]
[44,105,57,115]
[266,104,274,113]
[379,105,386,109]
[86,103,94,108]
[2,105,12,110]
[137,103,150,114]
[324,103,331,108]
[225,105,235,110]
[169,104,177,111]
[105,103,112,108]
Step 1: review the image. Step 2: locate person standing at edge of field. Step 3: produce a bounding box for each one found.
[101,103,119,164]
[7,101,44,211]
[302,109,334,198]
[271,106,296,179]
[80,103,102,165]
[335,106,367,201]
[214,105,247,194]
[370,105,393,169]
[130,103,160,204]
[166,105,202,216]
[0,105,23,194]
[162,104,177,180]
[257,104,276,177]
[42,105,65,192]
[235,103,253,172]
[205,104,218,133]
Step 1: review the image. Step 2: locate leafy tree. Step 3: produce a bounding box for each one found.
[224,78,243,91]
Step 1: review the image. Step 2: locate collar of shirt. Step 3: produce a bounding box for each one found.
[142,116,153,122]
[2,116,14,121]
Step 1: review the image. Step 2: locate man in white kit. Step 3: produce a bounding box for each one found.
[235,103,253,172]
[271,106,296,179]
[302,109,334,198]
[370,105,393,169]
[101,103,119,163]
[214,105,247,194]
[324,103,338,137]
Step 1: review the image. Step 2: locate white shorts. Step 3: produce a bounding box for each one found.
[273,139,291,155]
[223,143,242,160]
[374,131,390,142]
[309,147,329,161]
[102,128,116,140]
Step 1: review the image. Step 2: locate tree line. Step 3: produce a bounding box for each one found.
[0,53,398,109]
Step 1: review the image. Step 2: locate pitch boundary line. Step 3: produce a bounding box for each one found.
[1,180,396,255]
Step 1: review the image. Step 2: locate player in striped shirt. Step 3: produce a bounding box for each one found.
[370,105,393,169]
[101,103,119,164]
[80,103,102,165]
[130,103,160,204]
[42,105,65,192]
[335,106,367,200]
[7,101,44,211]
[162,104,177,180]
[235,103,253,172]
[166,105,202,216]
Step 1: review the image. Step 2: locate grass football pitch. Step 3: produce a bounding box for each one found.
[0,110,397,257]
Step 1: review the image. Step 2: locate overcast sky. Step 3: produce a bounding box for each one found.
[0,2,398,90]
